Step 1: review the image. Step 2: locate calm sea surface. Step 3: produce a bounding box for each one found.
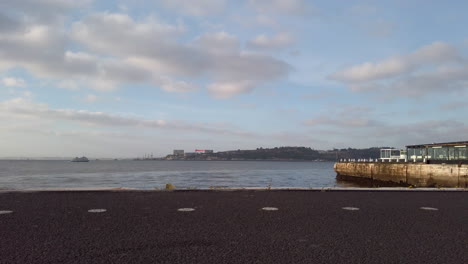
[0,160,357,190]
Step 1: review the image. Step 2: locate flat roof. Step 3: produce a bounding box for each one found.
[406,141,468,148]
[380,148,402,151]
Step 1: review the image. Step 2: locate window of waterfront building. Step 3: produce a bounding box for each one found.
[408,147,425,161]
[410,143,468,161]
[415,148,423,158]
[381,149,391,159]
[433,147,448,160]
[454,146,467,160]
[407,148,415,160]
[427,147,434,159]
[448,147,455,160]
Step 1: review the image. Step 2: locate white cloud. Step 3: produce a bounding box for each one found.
[331,42,460,83]
[0,24,67,72]
[349,4,378,16]
[208,81,256,98]
[248,0,314,16]
[349,65,468,96]
[0,0,91,23]
[330,42,468,97]
[84,94,98,102]
[439,101,468,111]
[368,20,396,38]
[0,12,24,34]
[160,0,227,16]
[0,23,122,89]
[255,15,277,27]
[304,117,378,128]
[0,13,197,93]
[301,90,338,100]
[158,76,199,92]
[57,80,80,90]
[194,32,240,54]
[2,77,26,87]
[1,1,290,98]
[247,32,295,50]
[88,79,119,92]
[0,25,158,91]
[304,106,379,128]
[117,3,128,12]
[71,13,185,55]
[70,13,290,97]
[304,114,468,149]
[0,97,257,137]
[373,120,468,146]
[22,91,33,98]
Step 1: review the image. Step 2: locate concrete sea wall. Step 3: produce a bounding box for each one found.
[334,162,468,188]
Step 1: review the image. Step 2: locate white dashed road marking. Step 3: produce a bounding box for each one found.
[177,208,195,212]
[88,209,107,213]
[0,210,13,215]
[262,207,278,211]
[342,207,360,211]
[420,207,438,211]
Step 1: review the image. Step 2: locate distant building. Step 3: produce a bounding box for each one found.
[195,149,213,154]
[173,150,184,156]
[379,149,406,162]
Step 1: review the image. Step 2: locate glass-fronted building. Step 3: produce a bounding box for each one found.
[380,149,406,162]
[406,141,468,163]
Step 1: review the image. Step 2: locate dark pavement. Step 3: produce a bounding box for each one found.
[0,190,466,264]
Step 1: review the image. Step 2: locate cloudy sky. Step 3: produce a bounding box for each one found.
[1,0,467,158]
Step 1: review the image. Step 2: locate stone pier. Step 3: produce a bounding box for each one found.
[334,162,468,188]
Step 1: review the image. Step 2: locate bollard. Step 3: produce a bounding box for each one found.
[165,184,176,190]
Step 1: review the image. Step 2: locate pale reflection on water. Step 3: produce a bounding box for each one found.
[0,160,361,190]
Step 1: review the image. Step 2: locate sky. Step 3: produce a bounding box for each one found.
[1,0,468,158]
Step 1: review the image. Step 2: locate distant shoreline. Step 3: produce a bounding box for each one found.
[0,159,333,162]
[0,146,384,162]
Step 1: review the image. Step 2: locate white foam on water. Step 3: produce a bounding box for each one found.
[342,207,360,211]
[88,209,107,213]
[262,207,279,211]
[420,207,438,211]
[0,210,13,215]
[177,208,195,212]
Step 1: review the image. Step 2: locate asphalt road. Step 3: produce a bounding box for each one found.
[0,190,466,264]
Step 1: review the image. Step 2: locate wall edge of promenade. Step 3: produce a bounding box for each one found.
[334,162,468,188]
[0,187,467,193]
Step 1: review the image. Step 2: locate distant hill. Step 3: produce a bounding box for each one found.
[320,147,387,161]
[165,146,390,161]
[217,147,322,160]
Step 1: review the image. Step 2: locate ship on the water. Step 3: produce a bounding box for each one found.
[71,156,89,162]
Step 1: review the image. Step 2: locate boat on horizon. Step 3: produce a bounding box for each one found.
[71,156,89,162]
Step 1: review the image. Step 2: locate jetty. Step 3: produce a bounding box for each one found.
[335,141,468,188]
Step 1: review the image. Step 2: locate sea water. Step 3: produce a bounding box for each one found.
[0,160,358,190]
